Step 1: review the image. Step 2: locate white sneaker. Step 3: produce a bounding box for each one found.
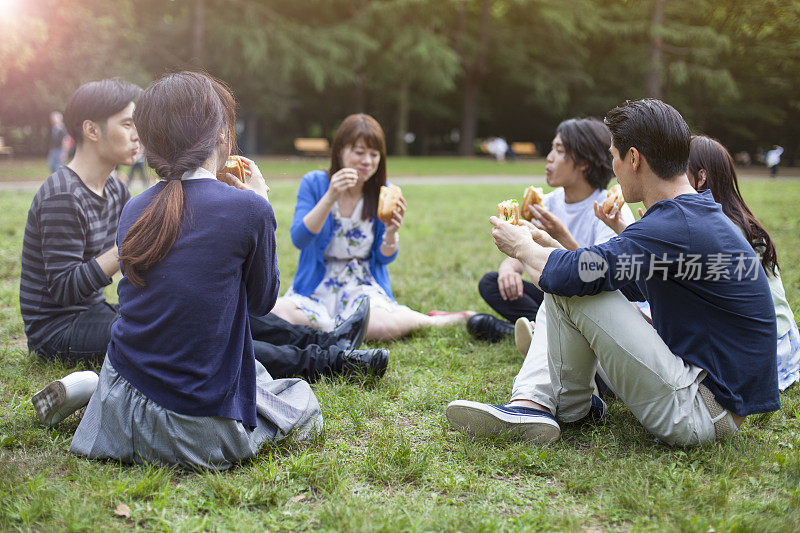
[31,370,99,426]
[446,400,561,443]
[514,317,534,357]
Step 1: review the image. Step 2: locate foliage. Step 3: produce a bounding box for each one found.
[0,0,799,160]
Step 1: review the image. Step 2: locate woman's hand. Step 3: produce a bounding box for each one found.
[325,168,359,202]
[527,204,578,250]
[490,216,536,259]
[384,194,407,233]
[593,201,629,235]
[219,156,270,201]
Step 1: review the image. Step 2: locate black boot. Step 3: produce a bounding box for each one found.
[466,313,514,342]
[339,348,389,378]
[334,297,371,350]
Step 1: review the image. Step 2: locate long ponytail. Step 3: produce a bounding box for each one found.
[688,136,779,276]
[119,72,236,286]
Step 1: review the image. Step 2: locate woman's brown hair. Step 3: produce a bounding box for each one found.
[328,114,387,221]
[119,71,236,286]
[688,135,779,276]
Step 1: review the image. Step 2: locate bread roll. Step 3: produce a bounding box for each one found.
[217,155,251,183]
[378,184,403,224]
[602,184,624,215]
[520,186,544,221]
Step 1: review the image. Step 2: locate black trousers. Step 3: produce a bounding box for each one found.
[477,271,544,323]
[35,304,343,381]
[249,313,344,381]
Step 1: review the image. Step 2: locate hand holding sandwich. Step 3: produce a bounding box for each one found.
[218,156,270,201]
[490,216,536,259]
[490,216,558,288]
[378,185,406,254]
[592,201,629,235]
[526,204,579,250]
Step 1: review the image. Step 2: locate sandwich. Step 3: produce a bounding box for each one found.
[602,183,625,215]
[497,199,521,225]
[520,186,544,221]
[378,184,403,224]
[218,155,251,183]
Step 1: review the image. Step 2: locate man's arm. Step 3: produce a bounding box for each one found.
[491,216,657,297]
[95,246,120,278]
[39,196,114,306]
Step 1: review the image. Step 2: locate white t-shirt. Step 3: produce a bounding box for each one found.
[542,187,634,248]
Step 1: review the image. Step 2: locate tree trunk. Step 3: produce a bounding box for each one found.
[244,115,258,155]
[192,0,205,67]
[646,0,664,98]
[458,77,480,156]
[457,0,491,156]
[394,78,410,156]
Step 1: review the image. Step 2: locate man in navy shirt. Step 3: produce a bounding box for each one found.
[447,99,778,446]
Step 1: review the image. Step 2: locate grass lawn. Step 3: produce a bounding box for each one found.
[1,179,799,531]
[0,156,546,183]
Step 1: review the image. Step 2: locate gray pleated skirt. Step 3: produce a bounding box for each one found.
[70,356,323,470]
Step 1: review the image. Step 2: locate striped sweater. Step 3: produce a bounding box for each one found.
[19,167,130,349]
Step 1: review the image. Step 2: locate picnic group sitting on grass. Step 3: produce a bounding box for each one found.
[20,72,799,469]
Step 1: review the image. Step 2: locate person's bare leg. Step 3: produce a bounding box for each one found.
[270,297,313,326]
[508,399,551,414]
[367,307,474,341]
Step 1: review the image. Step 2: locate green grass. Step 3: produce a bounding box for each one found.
[0,156,546,183]
[1,179,800,531]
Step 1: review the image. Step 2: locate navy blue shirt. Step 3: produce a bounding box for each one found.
[539,190,778,416]
[108,178,279,428]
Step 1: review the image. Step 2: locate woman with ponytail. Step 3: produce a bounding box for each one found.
[688,136,799,391]
[64,72,322,469]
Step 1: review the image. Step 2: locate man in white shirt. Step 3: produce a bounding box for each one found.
[456,118,634,439]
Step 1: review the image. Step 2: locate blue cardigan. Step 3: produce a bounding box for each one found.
[109,178,279,429]
[290,170,398,299]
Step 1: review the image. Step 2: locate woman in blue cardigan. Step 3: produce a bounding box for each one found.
[272,114,473,341]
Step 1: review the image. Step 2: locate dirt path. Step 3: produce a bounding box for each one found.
[2,170,797,192]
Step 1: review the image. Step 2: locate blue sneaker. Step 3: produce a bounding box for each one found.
[582,394,607,422]
[446,400,561,443]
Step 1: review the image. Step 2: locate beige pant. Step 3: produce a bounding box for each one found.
[513,290,736,446]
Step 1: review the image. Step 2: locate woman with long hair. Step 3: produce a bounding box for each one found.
[41,72,322,469]
[271,114,473,341]
[688,135,799,391]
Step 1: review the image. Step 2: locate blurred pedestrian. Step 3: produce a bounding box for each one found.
[765,145,783,178]
[127,149,148,188]
[47,111,68,172]
[486,136,509,162]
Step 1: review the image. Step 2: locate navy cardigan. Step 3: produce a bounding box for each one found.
[290,170,398,299]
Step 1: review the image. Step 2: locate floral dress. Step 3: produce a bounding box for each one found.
[284,199,410,331]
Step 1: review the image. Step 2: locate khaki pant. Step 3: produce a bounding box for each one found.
[512,290,736,446]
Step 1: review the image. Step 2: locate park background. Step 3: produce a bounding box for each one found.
[1,0,799,162]
[1,0,800,531]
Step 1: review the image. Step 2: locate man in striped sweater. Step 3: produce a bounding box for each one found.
[21,80,381,381]
[20,79,142,363]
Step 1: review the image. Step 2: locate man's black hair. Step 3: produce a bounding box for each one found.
[64,78,142,144]
[556,118,614,190]
[603,98,690,180]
